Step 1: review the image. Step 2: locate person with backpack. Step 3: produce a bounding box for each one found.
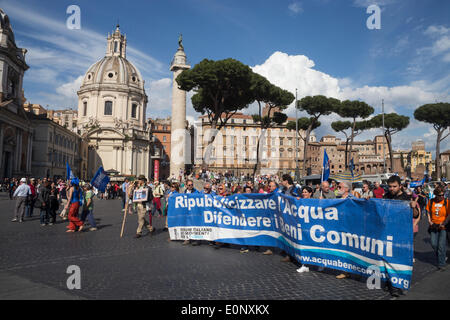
[425,186,450,271]
[81,184,97,231]
[64,178,84,233]
[36,180,51,226]
[152,180,164,217]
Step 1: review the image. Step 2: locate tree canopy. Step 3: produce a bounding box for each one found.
[414,102,450,180]
[176,58,255,131]
[369,113,410,173]
[296,95,340,177]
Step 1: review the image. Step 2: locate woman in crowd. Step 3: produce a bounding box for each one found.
[64,178,84,233]
[48,182,59,225]
[295,186,314,273]
[81,184,97,231]
[165,182,180,235]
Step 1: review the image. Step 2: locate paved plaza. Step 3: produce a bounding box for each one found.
[0,192,449,301]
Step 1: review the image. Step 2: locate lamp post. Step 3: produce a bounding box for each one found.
[295,88,300,182]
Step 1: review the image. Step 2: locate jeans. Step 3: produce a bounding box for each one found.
[430,229,447,267]
[40,207,49,225]
[25,199,35,217]
[81,209,97,228]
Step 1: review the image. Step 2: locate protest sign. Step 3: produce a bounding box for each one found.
[168,193,413,290]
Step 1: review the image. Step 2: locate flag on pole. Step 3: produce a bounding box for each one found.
[349,158,355,178]
[66,162,75,181]
[90,166,110,193]
[410,177,426,188]
[322,149,330,182]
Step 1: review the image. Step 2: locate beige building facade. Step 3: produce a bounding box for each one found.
[29,114,83,179]
[194,112,306,176]
[0,9,33,179]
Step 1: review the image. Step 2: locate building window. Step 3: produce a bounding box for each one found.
[83,102,87,116]
[131,104,138,118]
[104,101,113,115]
[163,136,166,142]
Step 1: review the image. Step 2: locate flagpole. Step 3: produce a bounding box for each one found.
[320,167,324,198]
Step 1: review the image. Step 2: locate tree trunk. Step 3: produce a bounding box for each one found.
[252,102,263,180]
[302,127,311,178]
[348,119,356,167]
[386,132,394,173]
[203,121,218,171]
[436,129,443,181]
[345,138,349,169]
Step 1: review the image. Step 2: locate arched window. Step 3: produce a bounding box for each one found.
[131,104,138,119]
[104,101,113,115]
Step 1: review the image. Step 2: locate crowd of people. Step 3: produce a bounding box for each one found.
[4,172,450,297]
[6,177,98,232]
[160,173,450,297]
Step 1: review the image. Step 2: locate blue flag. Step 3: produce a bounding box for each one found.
[90,166,110,193]
[66,162,75,181]
[322,149,330,182]
[349,158,355,178]
[410,177,425,188]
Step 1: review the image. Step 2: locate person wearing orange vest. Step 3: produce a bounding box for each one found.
[426,186,450,270]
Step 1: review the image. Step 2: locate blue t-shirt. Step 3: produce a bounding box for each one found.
[70,187,83,205]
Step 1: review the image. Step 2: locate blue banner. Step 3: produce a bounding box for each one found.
[410,177,425,188]
[66,162,75,181]
[168,193,413,290]
[90,166,110,193]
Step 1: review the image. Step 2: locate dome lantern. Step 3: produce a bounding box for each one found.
[106,24,126,58]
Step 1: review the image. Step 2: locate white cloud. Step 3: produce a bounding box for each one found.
[250,51,450,154]
[424,25,450,36]
[288,2,303,14]
[352,0,397,8]
[3,0,166,109]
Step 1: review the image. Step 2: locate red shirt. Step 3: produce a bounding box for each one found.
[373,187,385,199]
[28,184,36,197]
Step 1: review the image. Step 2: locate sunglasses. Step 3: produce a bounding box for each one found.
[187,184,193,187]
[436,194,444,197]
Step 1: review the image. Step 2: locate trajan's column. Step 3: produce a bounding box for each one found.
[170,35,190,179]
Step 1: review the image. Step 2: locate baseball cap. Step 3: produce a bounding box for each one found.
[20,178,27,183]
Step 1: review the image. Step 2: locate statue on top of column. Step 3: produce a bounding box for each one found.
[178,33,183,50]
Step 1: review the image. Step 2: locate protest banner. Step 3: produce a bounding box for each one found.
[168,193,413,290]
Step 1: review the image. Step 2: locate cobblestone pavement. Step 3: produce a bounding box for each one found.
[0,192,447,300]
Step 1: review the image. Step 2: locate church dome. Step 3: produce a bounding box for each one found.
[80,25,145,91]
[82,55,144,90]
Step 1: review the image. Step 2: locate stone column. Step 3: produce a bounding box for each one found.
[169,41,190,179]
[26,131,32,174]
[0,122,4,169]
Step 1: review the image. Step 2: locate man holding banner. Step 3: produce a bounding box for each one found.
[134,175,153,239]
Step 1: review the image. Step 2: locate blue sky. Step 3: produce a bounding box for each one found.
[3,0,450,154]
